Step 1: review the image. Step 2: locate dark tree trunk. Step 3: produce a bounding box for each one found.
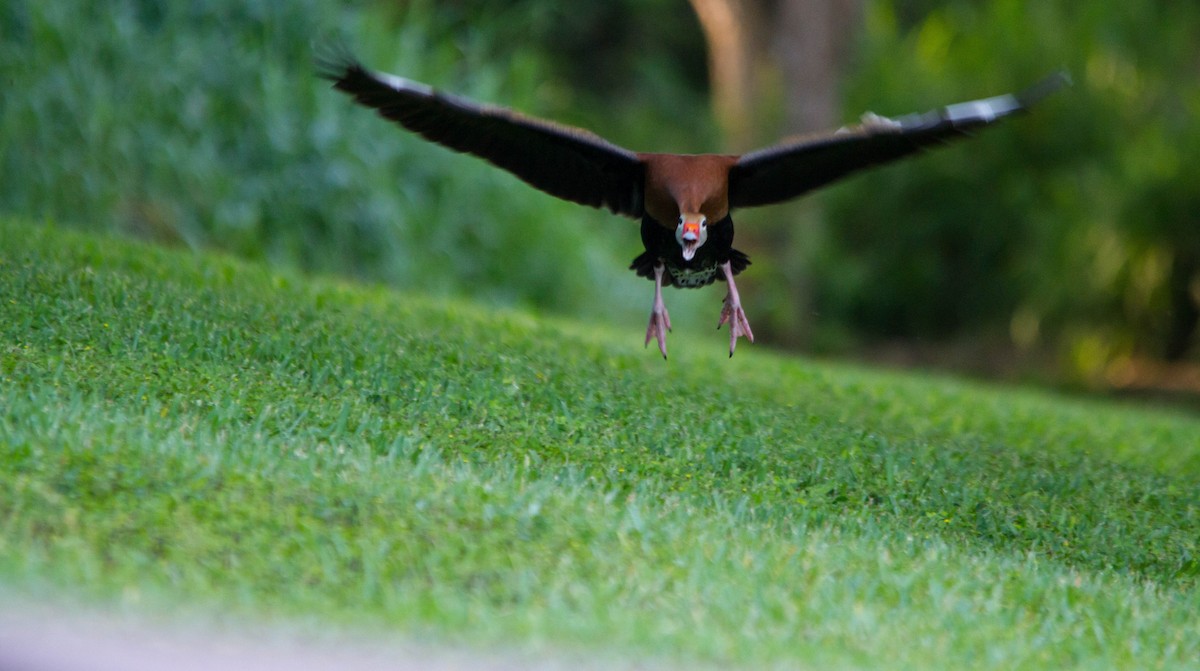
[1164,254,1199,360]
[773,0,862,134]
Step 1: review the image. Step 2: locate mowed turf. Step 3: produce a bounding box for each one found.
[2,218,1198,669]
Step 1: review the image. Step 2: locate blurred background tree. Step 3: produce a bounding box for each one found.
[820,1,1200,395]
[2,0,1198,395]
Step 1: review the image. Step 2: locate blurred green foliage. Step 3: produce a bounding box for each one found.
[816,0,1200,381]
[2,0,1198,381]
[0,0,714,325]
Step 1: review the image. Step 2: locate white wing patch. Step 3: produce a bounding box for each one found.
[944,94,1021,124]
[377,72,434,96]
[859,112,904,132]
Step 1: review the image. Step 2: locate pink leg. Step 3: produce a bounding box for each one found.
[644,263,672,359]
[717,261,755,357]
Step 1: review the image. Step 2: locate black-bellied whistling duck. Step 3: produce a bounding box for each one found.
[321,52,1066,358]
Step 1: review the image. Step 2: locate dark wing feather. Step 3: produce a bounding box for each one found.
[728,72,1069,209]
[319,53,645,218]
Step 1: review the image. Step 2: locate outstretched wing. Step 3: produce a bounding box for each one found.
[320,52,645,218]
[728,72,1069,210]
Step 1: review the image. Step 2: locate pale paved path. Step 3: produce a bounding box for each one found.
[0,606,671,671]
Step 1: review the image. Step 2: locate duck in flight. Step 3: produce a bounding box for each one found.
[321,52,1066,358]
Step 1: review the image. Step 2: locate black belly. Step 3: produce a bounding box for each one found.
[629,215,750,288]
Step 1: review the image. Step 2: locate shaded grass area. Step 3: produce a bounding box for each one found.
[2,218,1199,668]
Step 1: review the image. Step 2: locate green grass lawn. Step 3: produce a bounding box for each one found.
[2,217,1199,669]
